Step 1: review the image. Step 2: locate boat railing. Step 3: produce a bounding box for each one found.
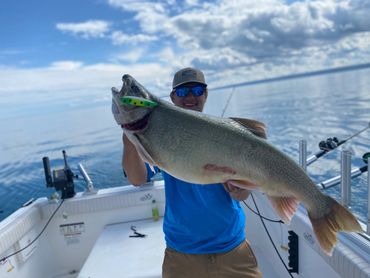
[340,150,352,208]
[299,140,307,172]
[368,161,370,235]
[299,140,370,236]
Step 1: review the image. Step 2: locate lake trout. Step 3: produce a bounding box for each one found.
[111,74,362,256]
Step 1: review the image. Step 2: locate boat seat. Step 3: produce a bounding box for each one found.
[78,218,165,278]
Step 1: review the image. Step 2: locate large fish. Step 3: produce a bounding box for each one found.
[111,74,362,256]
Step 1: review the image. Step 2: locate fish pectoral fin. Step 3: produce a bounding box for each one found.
[267,195,300,224]
[308,196,362,256]
[126,133,157,167]
[136,143,156,166]
[229,117,267,139]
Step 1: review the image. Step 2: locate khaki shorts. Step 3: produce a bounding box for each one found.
[162,240,262,278]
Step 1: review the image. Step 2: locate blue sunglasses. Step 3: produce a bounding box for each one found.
[174,85,206,97]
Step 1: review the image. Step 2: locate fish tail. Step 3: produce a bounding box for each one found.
[308,197,362,256]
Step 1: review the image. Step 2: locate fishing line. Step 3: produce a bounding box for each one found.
[250,193,294,278]
[220,87,236,117]
[341,123,370,143]
[0,199,65,263]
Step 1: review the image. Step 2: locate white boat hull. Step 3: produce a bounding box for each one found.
[0,181,369,277]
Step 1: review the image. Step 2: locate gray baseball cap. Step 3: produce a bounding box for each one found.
[172,67,207,89]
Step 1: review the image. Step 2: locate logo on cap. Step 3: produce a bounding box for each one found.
[182,69,197,78]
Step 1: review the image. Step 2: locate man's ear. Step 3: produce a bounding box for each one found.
[170,91,175,103]
[204,88,208,99]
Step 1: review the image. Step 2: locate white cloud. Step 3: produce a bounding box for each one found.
[111,31,158,45]
[0,61,172,95]
[56,20,111,39]
[4,0,370,95]
[109,0,370,86]
[113,49,146,63]
[156,47,176,63]
[50,61,83,70]
[184,0,199,7]
[107,0,171,34]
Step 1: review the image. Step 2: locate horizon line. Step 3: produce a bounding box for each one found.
[211,62,370,91]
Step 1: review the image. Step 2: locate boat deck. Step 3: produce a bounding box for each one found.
[78,218,165,278]
[77,216,280,278]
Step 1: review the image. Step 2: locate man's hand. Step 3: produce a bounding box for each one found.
[122,133,148,186]
[223,181,251,201]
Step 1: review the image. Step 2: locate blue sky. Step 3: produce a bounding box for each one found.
[1,0,370,95]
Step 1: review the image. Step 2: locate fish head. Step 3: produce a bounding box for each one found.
[112,74,156,129]
[120,74,152,99]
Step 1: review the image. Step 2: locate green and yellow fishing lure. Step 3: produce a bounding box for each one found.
[120,96,158,107]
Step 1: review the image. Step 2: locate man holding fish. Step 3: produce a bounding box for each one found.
[112,67,362,277]
[119,68,263,277]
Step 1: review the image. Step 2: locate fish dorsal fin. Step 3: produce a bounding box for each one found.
[229,117,267,139]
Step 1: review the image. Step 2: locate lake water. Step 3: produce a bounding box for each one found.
[0,67,369,223]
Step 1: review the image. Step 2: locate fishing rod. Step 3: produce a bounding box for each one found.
[307,122,370,166]
[220,87,236,117]
[318,152,370,190]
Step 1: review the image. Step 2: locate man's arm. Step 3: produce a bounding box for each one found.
[122,133,148,186]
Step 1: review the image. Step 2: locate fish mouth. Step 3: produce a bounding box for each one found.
[121,74,150,99]
[122,113,151,131]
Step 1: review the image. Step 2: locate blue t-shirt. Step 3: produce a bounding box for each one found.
[147,165,246,254]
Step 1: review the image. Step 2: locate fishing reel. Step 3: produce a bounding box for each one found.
[363,152,370,164]
[318,137,339,151]
[42,150,77,199]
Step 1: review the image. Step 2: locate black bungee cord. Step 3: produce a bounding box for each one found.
[0,199,65,263]
[243,199,283,224]
[250,193,294,278]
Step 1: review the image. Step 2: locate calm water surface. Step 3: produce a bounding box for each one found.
[0,67,369,222]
